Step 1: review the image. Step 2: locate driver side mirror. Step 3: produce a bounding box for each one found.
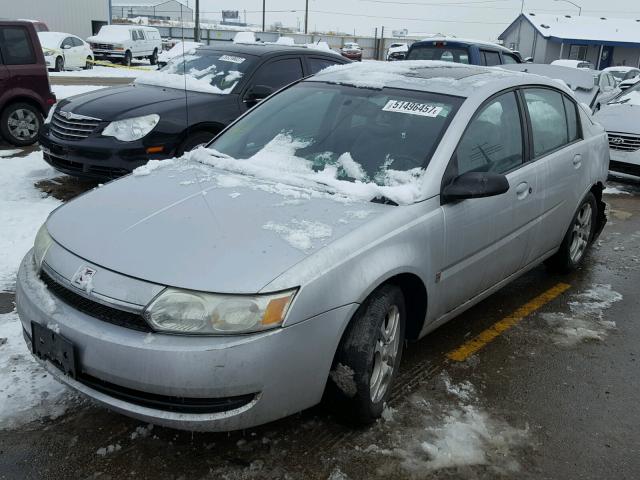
[442,171,509,203]
[63,44,72,49]
[244,85,274,106]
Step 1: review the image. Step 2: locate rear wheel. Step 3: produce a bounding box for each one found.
[122,50,132,67]
[0,102,42,146]
[546,192,597,272]
[149,48,158,65]
[54,56,64,72]
[325,284,405,424]
[178,131,216,155]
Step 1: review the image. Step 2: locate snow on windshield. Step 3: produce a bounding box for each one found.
[135,51,252,94]
[613,85,640,106]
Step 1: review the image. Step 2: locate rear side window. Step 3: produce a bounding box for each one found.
[0,26,36,65]
[563,96,581,142]
[250,58,304,91]
[481,50,501,66]
[454,91,523,175]
[407,45,470,64]
[308,57,341,74]
[524,88,569,157]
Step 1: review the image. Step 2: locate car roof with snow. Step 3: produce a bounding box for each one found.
[413,36,514,53]
[201,40,339,57]
[307,60,567,98]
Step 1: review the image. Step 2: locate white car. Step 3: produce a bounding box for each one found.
[387,42,408,61]
[87,25,162,66]
[593,82,640,177]
[602,66,640,87]
[38,32,93,71]
[593,71,621,110]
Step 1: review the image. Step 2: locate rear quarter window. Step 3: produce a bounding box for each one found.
[307,57,342,74]
[0,26,36,65]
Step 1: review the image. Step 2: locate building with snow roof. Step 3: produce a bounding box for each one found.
[499,13,640,70]
[112,0,193,22]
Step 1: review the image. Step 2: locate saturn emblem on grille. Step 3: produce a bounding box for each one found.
[73,266,97,293]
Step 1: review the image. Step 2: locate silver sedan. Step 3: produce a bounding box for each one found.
[16,61,609,431]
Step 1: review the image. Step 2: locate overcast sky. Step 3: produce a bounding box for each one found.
[193,0,640,40]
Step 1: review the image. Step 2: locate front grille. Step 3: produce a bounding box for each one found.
[40,269,152,332]
[608,132,640,152]
[50,111,101,141]
[78,373,257,414]
[92,43,114,50]
[43,152,129,178]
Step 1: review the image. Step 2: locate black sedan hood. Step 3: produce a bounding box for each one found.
[58,84,235,121]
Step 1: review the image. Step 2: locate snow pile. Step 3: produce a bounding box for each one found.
[306,41,336,54]
[189,134,425,205]
[132,158,176,176]
[275,36,295,46]
[0,151,61,291]
[263,219,332,252]
[158,41,202,63]
[96,444,121,456]
[233,31,257,44]
[542,284,622,346]
[51,85,106,100]
[0,311,72,429]
[604,185,630,195]
[135,70,236,94]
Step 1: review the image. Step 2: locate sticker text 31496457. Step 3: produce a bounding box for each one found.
[382,100,444,118]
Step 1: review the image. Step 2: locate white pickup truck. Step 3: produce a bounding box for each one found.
[87,25,162,66]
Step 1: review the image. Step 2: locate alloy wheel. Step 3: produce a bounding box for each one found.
[370,304,401,403]
[569,203,592,264]
[7,109,39,141]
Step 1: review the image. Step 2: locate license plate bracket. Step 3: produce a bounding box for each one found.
[31,322,77,378]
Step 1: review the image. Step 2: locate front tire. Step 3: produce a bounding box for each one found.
[149,48,158,65]
[54,56,64,72]
[546,192,597,273]
[0,102,42,146]
[122,50,132,67]
[326,284,406,424]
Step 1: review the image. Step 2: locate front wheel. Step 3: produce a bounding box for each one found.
[54,56,64,72]
[149,48,158,65]
[326,284,406,424]
[546,192,597,272]
[122,50,132,67]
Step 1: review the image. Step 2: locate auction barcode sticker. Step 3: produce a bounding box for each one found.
[382,100,443,117]
[219,55,246,64]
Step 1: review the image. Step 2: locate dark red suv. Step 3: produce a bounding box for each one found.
[0,21,56,146]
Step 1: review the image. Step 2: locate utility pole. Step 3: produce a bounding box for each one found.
[304,0,309,34]
[262,0,266,32]
[194,0,200,41]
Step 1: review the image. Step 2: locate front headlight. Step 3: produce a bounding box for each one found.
[102,114,159,142]
[43,50,55,57]
[33,224,54,270]
[44,104,57,124]
[144,288,297,334]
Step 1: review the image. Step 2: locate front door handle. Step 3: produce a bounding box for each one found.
[515,181,531,199]
[573,154,582,168]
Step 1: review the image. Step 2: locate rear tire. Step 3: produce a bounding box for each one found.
[325,284,406,425]
[546,192,597,273]
[0,102,42,146]
[54,56,64,72]
[122,50,132,67]
[178,131,216,155]
[149,48,158,65]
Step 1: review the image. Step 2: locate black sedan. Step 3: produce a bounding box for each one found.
[39,42,349,179]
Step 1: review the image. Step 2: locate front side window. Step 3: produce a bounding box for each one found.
[524,88,569,157]
[454,92,523,175]
[71,37,84,47]
[502,53,520,64]
[308,57,341,74]
[250,58,304,91]
[210,82,463,189]
[62,37,74,49]
[481,50,501,66]
[407,44,470,64]
[0,27,35,65]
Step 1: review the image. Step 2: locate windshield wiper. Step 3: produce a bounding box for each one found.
[371,195,398,206]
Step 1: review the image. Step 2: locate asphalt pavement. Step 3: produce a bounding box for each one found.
[0,175,639,480]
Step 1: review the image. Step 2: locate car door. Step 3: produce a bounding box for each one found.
[69,37,85,67]
[521,87,587,262]
[240,56,304,112]
[438,90,541,313]
[60,36,75,68]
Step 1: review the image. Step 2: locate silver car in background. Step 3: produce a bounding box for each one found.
[16,61,609,431]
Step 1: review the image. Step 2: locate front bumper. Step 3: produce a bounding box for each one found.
[39,124,176,180]
[609,148,640,176]
[16,252,355,431]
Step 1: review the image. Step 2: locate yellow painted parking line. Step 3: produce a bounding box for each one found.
[87,59,152,71]
[446,282,571,362]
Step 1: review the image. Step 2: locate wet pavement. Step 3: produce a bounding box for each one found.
[0,175,639,479]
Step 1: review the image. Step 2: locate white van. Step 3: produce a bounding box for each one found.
[87,25,162,66]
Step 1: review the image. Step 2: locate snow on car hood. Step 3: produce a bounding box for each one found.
[134,70,239,94]
[593,101,640,135]
[46,157,388,293]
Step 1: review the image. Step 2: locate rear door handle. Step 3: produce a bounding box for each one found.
[573,154,582,168]
[515,181,531,199]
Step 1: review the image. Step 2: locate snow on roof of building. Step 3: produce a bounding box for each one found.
[502,13,640,47]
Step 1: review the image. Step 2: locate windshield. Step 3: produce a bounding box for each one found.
[609,82,640,105]
[135,50,256,94]
[38,33,63,49]
[206,82,462,203]
[407,45,470,64]
[609,70,627,81]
